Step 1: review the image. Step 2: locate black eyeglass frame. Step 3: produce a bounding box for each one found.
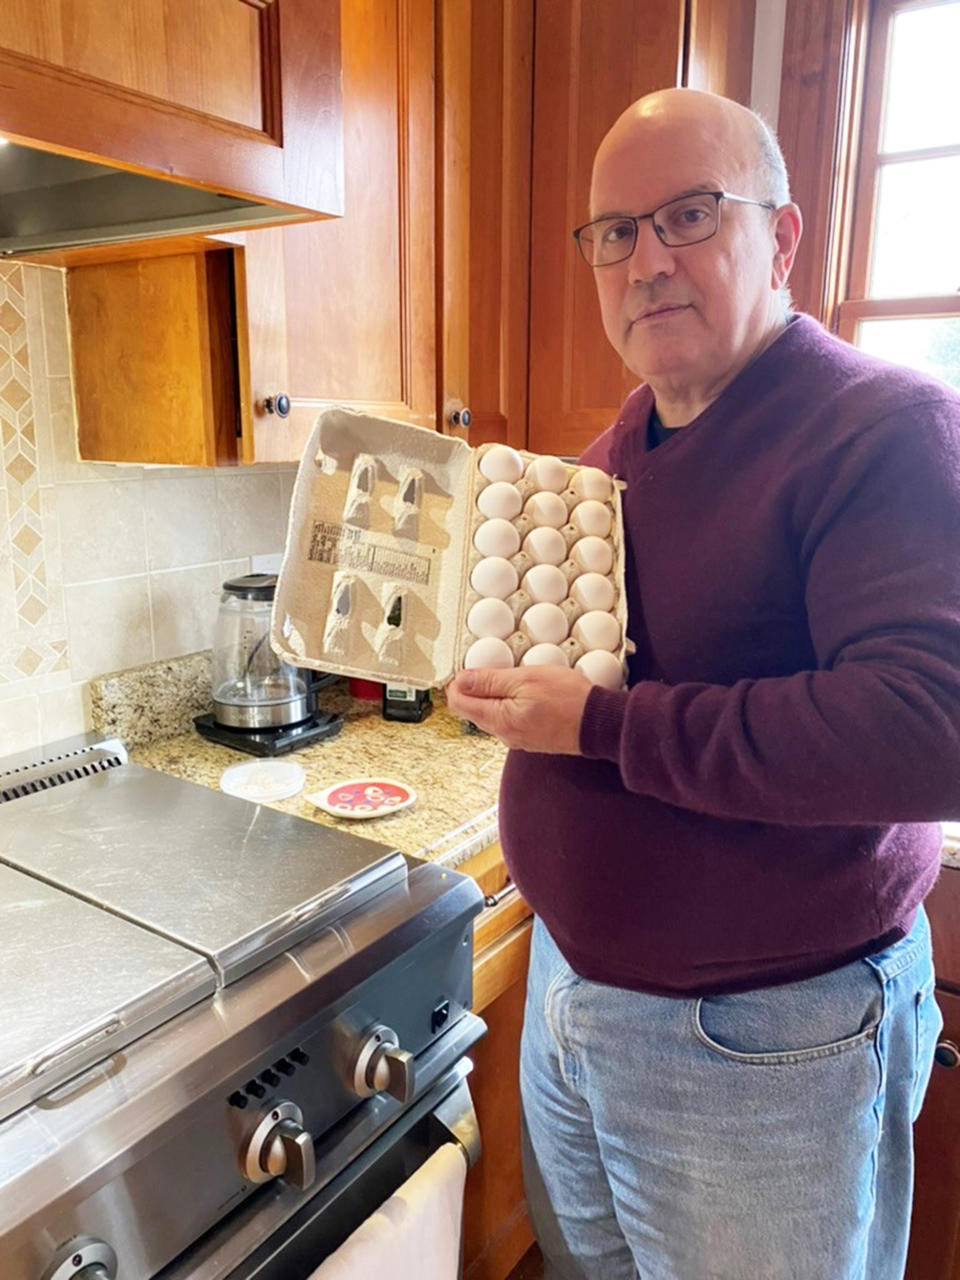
[572,190,777,266]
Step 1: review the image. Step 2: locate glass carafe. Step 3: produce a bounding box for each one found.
[211,575,312,728]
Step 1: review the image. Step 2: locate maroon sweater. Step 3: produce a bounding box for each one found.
[500,315,960,995]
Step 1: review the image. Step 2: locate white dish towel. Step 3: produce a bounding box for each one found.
[309,1142,468,1280]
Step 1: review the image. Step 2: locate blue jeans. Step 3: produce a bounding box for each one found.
[520,909,941,1280]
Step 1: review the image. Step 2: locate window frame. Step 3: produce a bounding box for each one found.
[779,0,960,346]
[836,0,960,345]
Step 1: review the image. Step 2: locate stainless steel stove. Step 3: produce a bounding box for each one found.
[0,735,485,1280]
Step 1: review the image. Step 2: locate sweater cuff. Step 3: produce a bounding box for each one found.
[579,685,628,760]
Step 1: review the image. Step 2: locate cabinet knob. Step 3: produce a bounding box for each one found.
[448,405,472,428]
[264,393,291,418]
[935,1039,960,1068]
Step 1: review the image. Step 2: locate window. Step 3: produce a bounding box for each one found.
[834,0,960,389]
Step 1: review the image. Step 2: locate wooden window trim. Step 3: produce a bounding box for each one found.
[780,0,960,336]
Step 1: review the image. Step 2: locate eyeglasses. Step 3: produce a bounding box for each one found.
[572,191,776,266]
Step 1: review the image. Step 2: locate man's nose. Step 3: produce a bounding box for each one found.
[626,220,676,283]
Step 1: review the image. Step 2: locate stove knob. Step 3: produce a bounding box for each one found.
[351,1024,416,1103]
[242,1100,316,1191]
[263,1118,316,1189]
[42,1238,117,1280]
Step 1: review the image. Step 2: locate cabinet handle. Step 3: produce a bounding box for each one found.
[934,1040,960,1068]
[484,880,516,909]
[448,406,472,428]
[264,394,291,418]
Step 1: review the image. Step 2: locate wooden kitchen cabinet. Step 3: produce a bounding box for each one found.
[0,0,342,218]
[64,0,757,465]
[907,864,960,1280]
[461,843,536,1280]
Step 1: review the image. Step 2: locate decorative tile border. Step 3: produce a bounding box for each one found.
[0,263,69,686]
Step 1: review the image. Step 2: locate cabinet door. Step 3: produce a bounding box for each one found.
[0,0,342,216]
[526,0,756,459]
[238,0,436,463]
[438,0,535,450]
[907,986,960,1280]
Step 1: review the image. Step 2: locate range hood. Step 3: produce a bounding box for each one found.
[0,140,315,257]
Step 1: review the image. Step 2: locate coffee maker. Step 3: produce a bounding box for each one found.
[194,574,341,756]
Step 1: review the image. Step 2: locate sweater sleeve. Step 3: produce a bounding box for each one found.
[580,399,960,826]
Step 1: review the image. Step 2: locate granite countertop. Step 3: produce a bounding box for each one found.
[131,684,507,869]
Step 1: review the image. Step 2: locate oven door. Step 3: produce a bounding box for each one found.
[160,1060,480,1280]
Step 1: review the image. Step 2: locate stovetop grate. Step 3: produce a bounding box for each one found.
[0,738,128,804]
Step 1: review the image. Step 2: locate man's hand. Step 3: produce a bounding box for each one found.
[445,664,592,754]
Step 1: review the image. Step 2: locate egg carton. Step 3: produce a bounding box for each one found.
[272,406,632,690]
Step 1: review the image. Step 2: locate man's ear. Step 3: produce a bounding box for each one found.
[771,203,803,289]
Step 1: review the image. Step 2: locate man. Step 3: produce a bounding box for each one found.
[446,89,960,1279]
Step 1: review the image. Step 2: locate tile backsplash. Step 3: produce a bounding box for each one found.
[0,262,296,756]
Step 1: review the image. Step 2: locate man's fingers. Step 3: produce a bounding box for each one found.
[448,666,521,700]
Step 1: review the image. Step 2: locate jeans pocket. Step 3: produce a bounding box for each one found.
[693,962,883,1067]
[912,978,942,1120]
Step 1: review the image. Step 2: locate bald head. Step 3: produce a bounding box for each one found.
[591,89,790,217]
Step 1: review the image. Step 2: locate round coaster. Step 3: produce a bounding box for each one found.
[219,759,306,803]
[308,777,416,819]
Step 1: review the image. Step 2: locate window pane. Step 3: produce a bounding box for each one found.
[869,156,960,297]
[882,2,960,153]
[856,316,960,392]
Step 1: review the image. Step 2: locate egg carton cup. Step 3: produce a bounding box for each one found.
[272,406,633,690]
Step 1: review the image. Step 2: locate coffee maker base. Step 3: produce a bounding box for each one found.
[193,712,343,757]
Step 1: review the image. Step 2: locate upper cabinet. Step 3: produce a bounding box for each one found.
[527,0,757,459]
[0,0,343,226]
[63,0,757,468]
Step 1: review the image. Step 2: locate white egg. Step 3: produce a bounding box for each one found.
[571,535,614,575]
[572,610,621,652]
[522,526,567,566]
[571,499,613,539]
[520,643,569,668]
[521,564,569,606]
[478,444,525,484]
[570,572,616,613]
[524,491,568,529]
[571,466,613,502]
[464,637,515,669]
[477,481,522,521]
[525,455,569,494]
[467,597,515,640]
[470,556,519,599]
[520,601,569,646]
[474,517,521,559]
[575,649,624,689]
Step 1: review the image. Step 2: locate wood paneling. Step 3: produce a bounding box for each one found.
[907,986,960,1280]
[926,868,960,994]
[777,0,869,324]
[240,0,436,461]
[0,0,262,128]
[438,0,535,448]
[0,0,342,215]
[526,0,684,459]
[686,0,756,102]
[69,251,237,465]
[463,972,535,1280]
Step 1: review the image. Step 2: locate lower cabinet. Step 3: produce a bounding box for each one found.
[907,864,960,1280]
[463,845,535,1280]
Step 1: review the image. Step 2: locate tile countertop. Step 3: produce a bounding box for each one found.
[131,685,508,870]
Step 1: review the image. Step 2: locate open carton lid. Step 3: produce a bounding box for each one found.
[272,407,475,689]
[272,406,631,691]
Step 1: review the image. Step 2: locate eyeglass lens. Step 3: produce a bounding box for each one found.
[579,193,721,265]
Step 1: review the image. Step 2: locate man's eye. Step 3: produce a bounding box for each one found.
[601,220,634,245]
[665,201,713,231]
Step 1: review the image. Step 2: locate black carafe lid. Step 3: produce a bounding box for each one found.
[222,574,277,600]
